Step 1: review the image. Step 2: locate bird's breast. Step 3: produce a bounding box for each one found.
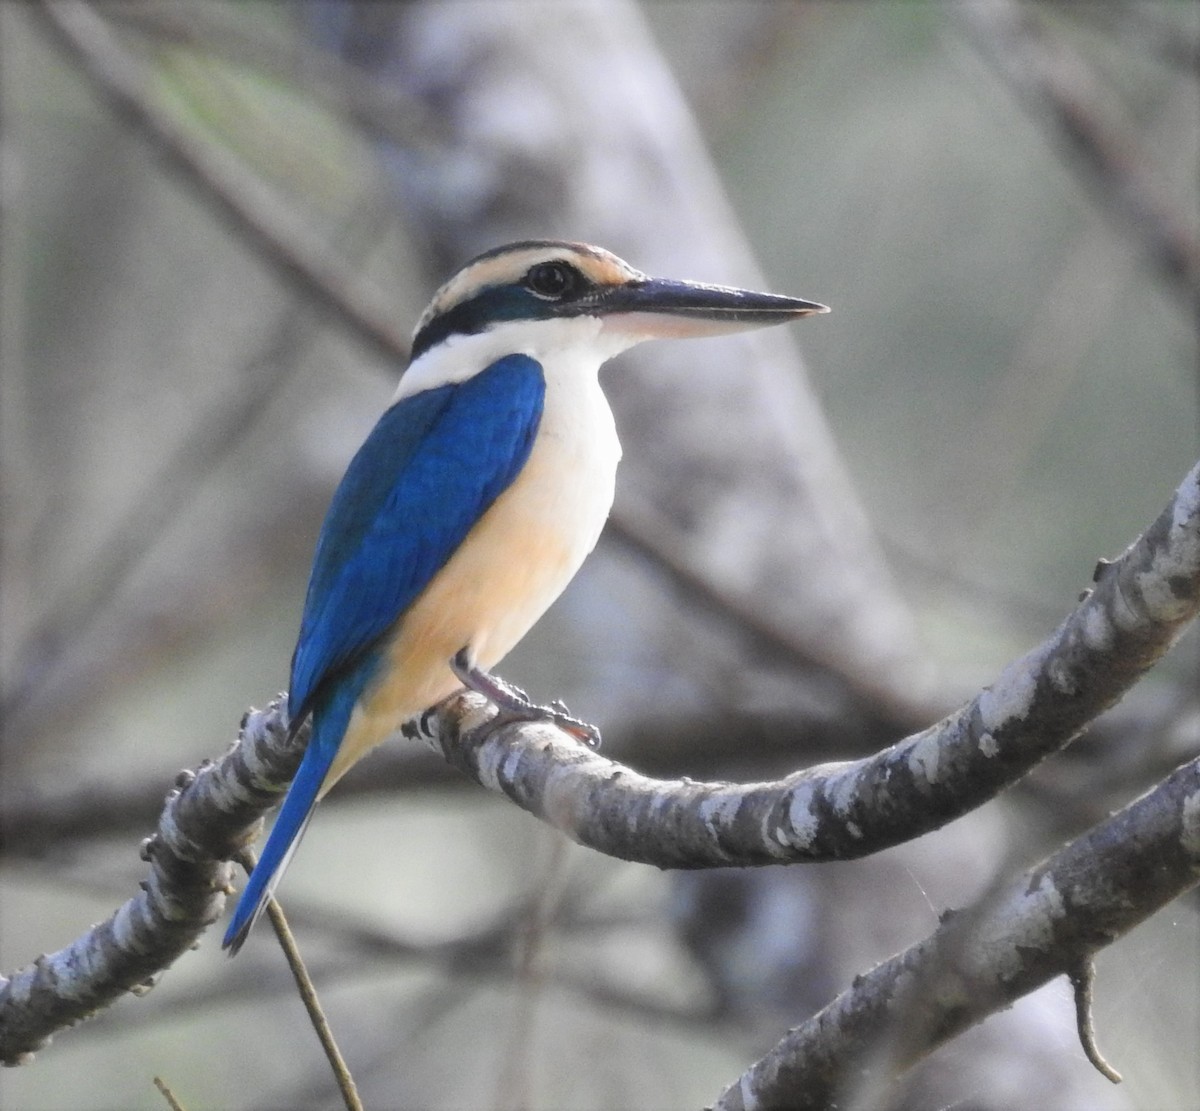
[409,359,623,667]
[327,358,621,788]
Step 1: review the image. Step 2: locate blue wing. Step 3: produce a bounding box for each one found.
[289,353,546,724]
[222,354,544,953]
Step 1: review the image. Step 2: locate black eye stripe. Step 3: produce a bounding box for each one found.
[410,260,599,360]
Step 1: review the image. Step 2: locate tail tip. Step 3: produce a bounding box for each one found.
[222,916,251,956]
[221,893,264,955]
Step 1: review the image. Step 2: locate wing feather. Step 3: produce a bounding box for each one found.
[288,354,545,723]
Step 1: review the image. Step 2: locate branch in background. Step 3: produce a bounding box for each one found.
[31,1,412,366]
[0,700,304,1065]
[414,460,1200,866]
[0,750,452,855]
[5,292,314,724]
[4,198,396,733]
[6,688,1190,866]
[1067,4,1200,79]
[107,887,716,1037]
[711,751,1200,1110]
[955,0,1200,325]
[101,0,447,150]
[6,640,1193,862]
[607,498,936,730]
[8,0,418,727]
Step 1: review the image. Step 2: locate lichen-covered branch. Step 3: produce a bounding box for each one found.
[710,752,1200,1110]
[0,701,304,1065]
[4,456,1197,1065]
[415,459,1200,866]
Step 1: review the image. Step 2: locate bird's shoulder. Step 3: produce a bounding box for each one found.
[287,353,546,720]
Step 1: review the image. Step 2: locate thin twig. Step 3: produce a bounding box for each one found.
[1067,957,1123,1084]
[152,1076,188,1111]
[234,849,364,1111]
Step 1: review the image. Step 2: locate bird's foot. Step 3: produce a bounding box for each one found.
[450,649,601,748]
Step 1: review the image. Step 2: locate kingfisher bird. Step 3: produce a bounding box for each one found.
[223,240,827,952]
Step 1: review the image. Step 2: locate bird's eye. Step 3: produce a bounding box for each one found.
[524,261,581,300]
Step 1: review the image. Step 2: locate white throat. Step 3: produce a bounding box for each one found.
[393,313,625,587]
[394,316,637,402]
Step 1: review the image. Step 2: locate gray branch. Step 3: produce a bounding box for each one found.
[710,751,1200,1109]
[0,701,305,1065]
[411,460,1200,867]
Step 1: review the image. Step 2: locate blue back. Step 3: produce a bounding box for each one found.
[288,354,546,724]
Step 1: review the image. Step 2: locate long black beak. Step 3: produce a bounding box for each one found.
[595,276,828,340]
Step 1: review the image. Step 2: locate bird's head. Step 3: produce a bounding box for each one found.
[401,241,828,394]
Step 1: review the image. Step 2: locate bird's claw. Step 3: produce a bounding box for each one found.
[501,678,530,703]
[450,651,601,748]
[493,698,601,749]
[544,699,601,747]
[548,702,602,748]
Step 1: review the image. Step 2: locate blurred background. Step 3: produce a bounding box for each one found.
[1,2,1197,1108]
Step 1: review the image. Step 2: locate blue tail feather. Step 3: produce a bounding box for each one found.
[225,651,380,954]
[222,730,336,954]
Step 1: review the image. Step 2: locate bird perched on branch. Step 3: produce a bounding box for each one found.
[223,240,827,952]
